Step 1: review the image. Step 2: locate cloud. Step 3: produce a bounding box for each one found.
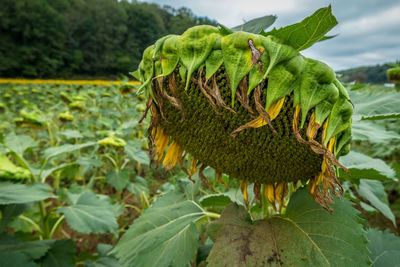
[140,0,400,70]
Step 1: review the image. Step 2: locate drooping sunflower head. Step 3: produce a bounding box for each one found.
[134,15,353,212]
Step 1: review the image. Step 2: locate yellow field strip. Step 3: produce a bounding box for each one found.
[0,78,139,86]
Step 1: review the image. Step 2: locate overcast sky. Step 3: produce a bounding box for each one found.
[139,0,400,70]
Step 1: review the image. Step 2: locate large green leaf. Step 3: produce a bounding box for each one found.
[112,188,207,267]
[0,252,37,267]
[126,176,149,195]
[3,134,35,171]
[38,163,77,181]
[367,229,400,267]
[85,244,119,267]
[57,191,118,235]
[263,6,338,51]
[132,150,149,165]
[0,204,28,231]
[350,91,400,121]
[59,130,83,139]
[40,239,76,267]
[106,169,130,192]
[124,145,149,165]
[352,120,400,143]
[339,151,396,182]
[0,235,75,267]
[0,182,53,204]
[41,142,97,160]
[0,233,52,260]
[4,134,36,157]
[357,179,396,226]
[207,188,370,266]
[231,15,277,33]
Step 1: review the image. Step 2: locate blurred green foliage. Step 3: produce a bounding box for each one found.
[0,0,216,79]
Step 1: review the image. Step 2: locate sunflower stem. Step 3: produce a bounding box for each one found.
[204,212,220,219]
[260,184,269,219]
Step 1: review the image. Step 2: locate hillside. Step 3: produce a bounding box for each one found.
[337,63,395,84]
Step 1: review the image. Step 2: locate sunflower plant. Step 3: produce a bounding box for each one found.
[110,6,380,266]
[387,61,400,90]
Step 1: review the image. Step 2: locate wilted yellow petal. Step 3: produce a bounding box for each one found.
[307,112,317,140]
[189,158,197,176]
[244,97,286,129]
[322,119,329,143]
[268,97,285,121]
[328,136,336,152]
[292,104,301,130]
[275,183,284,204]
[265,184,275,203]
[162,141,183,170]
[240,180,248,206]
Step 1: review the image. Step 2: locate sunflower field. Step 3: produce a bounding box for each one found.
[1,6,400,267]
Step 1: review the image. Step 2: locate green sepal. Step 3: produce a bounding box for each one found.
[265,64,295,110]
[335,126,352,156]
[333,79,350,100]
[154,59,162,78]
[248,67,263,95]
[205,50,224,80]
[222,32,262,106]
[217,24,233,35]
[130,70,140,80]
[179,65,187,83]
[148,86,158,105]
[299,58,336,127]
[261,35,299,79]
[324,96,353,145]
[314,83,339,125]
[337,143,350,157]
[265,56,304,110]
[213,38,222,50]
[161,35,180,76]
[198,62,206,74]
[153,35,171,60]
[178,25,221,90]
[0,153,31,180]
[136,45,155,95]
[293,84,301,107]
[314,99,335,126]
[135,76,151,96]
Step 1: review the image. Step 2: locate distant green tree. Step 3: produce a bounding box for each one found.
[0,0,67,77]
[0,0,216,78]
[337,63,396,84]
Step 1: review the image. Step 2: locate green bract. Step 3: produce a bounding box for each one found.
[98,136,127,148]
[58,112,74,122]
[20,110,46,126]
[0,153,31,180]
[136,6,353,211]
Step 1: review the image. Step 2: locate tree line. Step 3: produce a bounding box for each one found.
[337,63,395,84]
[0,0,215,79]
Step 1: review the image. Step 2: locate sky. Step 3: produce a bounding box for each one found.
[139,0,400,71]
